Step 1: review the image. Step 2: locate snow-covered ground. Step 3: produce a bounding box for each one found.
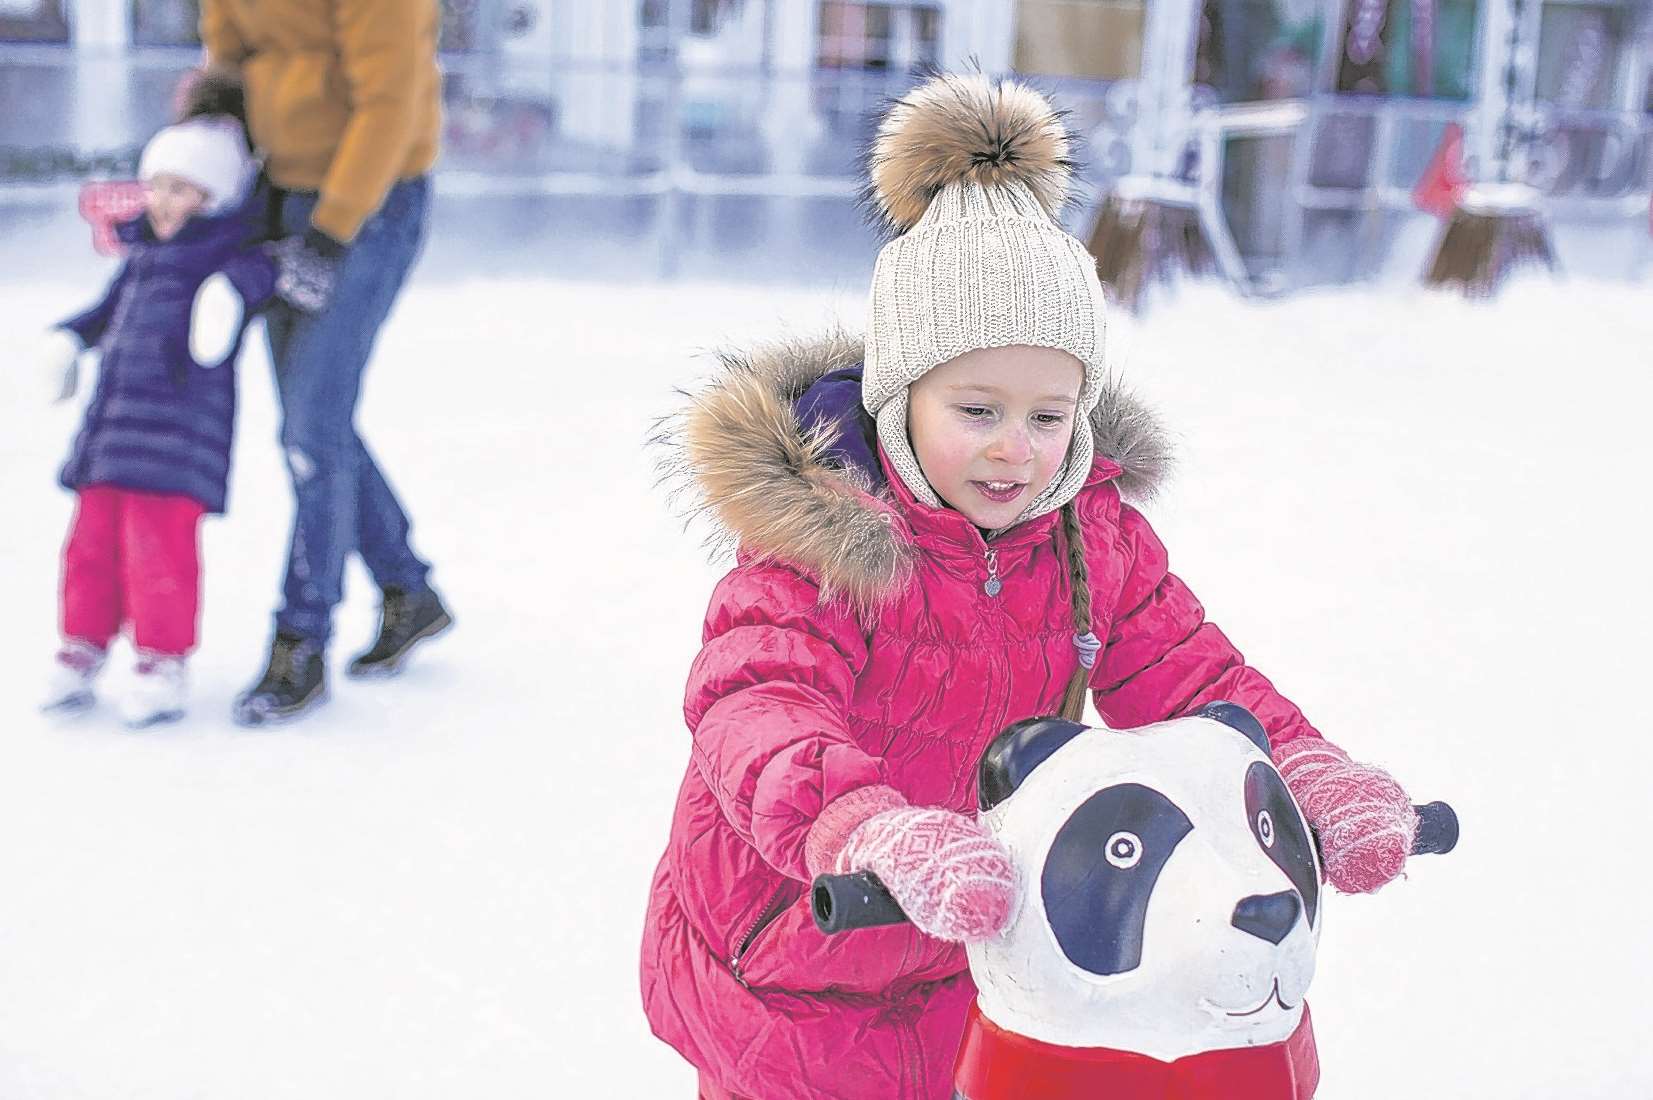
[0,268,1648,1098]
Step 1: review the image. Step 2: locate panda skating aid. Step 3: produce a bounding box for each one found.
[812,703,1458,1100]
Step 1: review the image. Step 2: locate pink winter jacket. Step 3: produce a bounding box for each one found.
[640,334,1321,1100]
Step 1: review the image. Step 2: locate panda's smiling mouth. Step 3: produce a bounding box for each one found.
[1222,978,1297,1017]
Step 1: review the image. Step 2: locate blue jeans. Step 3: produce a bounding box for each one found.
[265,176,432,645]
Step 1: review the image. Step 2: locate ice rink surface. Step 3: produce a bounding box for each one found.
[1,261,1648,1098]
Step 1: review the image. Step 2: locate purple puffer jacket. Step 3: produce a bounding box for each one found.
[641,334,1324,1100]
[58,204,275,514]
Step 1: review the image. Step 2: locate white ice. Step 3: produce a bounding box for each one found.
[0,269,1648,1098]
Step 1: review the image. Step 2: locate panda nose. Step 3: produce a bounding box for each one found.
[1231,890,1302,945]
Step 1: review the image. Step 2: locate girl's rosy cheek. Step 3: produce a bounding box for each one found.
[949,436,983,469]
[920,426,965,461]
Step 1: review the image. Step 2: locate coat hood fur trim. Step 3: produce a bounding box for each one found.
[655,331,1173,610]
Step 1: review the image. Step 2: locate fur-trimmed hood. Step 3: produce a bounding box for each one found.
[657,331,1173,609]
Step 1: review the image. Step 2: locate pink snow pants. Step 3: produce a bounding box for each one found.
[61,485,206,656]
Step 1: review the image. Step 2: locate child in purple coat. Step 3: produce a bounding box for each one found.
[36,81,276,726]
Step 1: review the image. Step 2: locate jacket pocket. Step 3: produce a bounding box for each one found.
[729,882,798,989]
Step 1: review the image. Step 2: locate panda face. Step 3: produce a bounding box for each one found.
[966,709,1322,1060]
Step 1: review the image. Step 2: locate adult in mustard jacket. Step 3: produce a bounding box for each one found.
[203,0,454,725]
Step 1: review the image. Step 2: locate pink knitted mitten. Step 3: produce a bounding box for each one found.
[806,786,1017,943]
[1273,737,1419,894]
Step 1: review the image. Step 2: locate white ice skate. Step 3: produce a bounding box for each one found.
[41,639,107,714]
[120,653,187,728]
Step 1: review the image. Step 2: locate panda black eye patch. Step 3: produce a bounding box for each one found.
[1245,761,1320,926]
[1041,784,1193,976]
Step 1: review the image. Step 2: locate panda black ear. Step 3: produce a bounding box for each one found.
[978,716,1089,811]
[1196,701,1271,754]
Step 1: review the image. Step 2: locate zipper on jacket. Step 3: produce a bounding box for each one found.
[730,884,792,989]
[983,547,1001,597]
[106,254,140,346]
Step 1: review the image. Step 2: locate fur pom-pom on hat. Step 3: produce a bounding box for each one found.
[866,72,1077,236]
[175,67,251,146]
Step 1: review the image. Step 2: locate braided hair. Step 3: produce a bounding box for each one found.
[1058,501,1094,722]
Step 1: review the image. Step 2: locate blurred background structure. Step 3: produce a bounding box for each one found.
[1,0,1649,290]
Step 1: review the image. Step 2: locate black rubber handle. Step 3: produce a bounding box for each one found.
[1411,800,1459,855]
[817,801,1459,935]
[812,871,906,934]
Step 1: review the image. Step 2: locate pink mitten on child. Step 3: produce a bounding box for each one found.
[805,785,1017,943]
[1273,737,1419,894]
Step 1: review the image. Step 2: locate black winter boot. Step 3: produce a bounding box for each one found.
[347,585,453,679]
[233,630,326,726]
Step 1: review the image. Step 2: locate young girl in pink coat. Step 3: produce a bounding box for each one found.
[641,74,1420,1100]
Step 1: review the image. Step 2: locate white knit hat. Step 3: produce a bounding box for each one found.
[138,116,255,214]
[863,74,1110,524]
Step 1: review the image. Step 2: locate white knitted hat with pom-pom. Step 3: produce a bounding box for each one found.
[862,73,1110,523]
[139,116,255,214]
